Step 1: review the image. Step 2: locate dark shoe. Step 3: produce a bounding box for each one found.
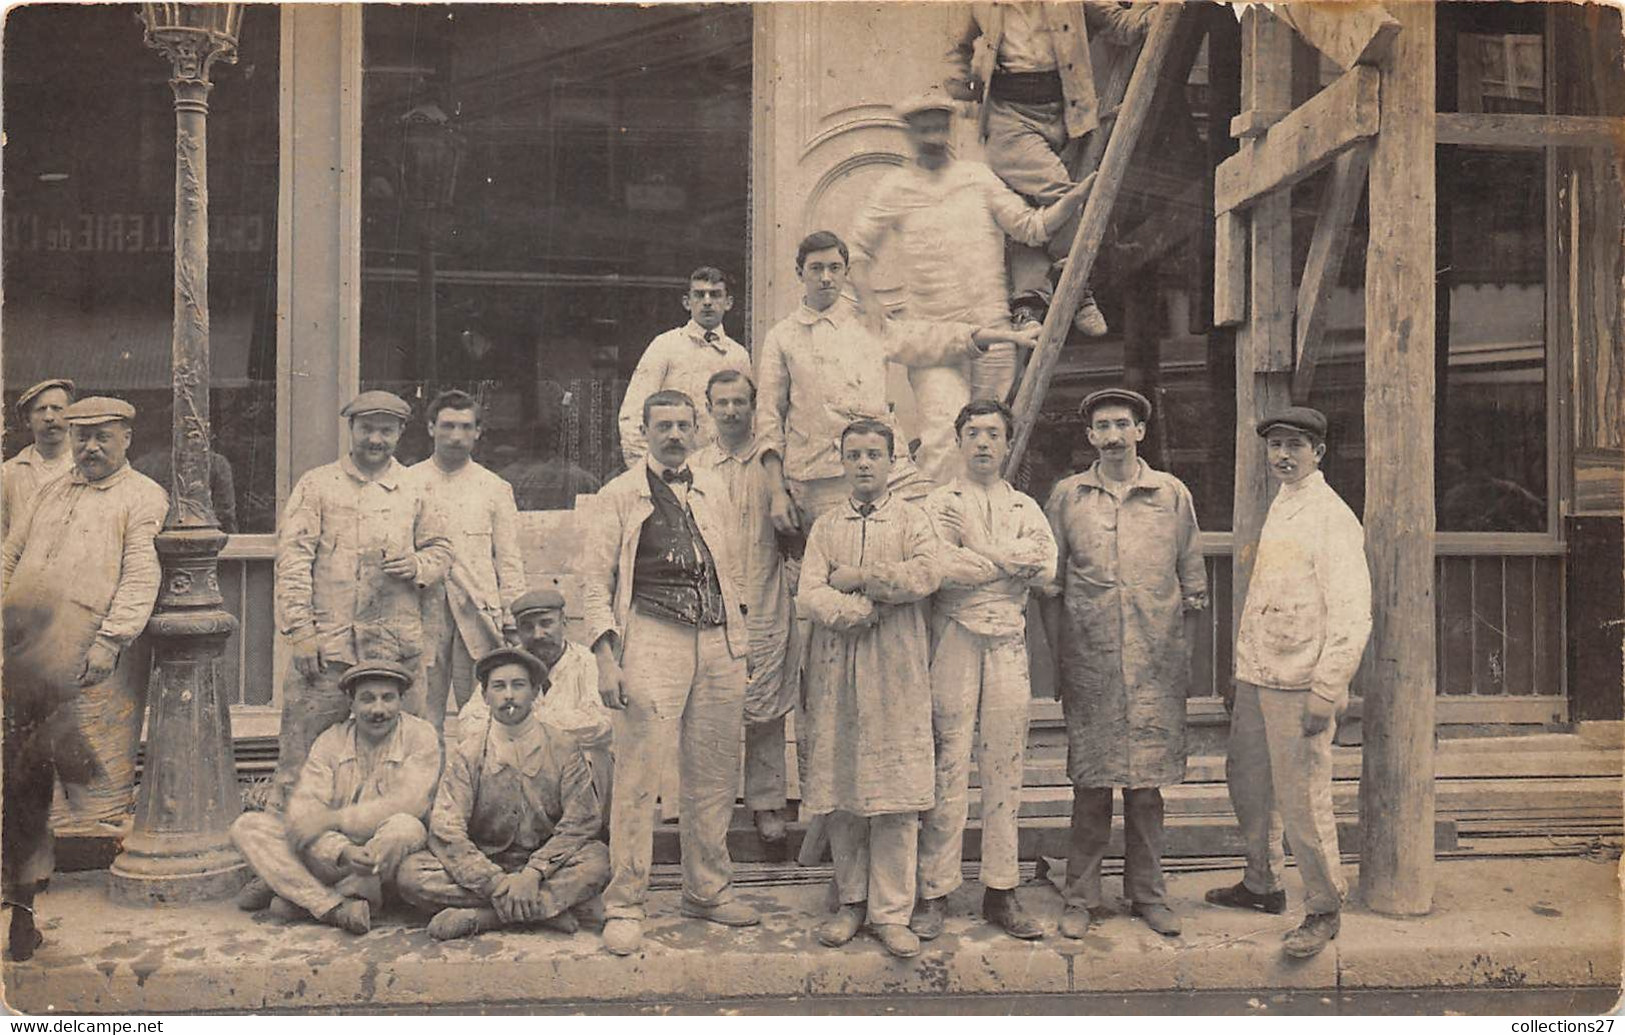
[816,902,865,947]
[319,898,372,935]
[235,876,274,912]
[428,907,501,942]
[267,895,304,922]
[1283,911,1340,959]
[1205,881,1287,915]
[602,917,643,955]
[909,896,948,941]
[1131,901,1182,937]
[1058,905,1093,939]
[5,904,42,962]
[870,922,921,959]
[1074,291,1108,337]
[679,899,760,927]
[754,809,787,844]
[983,887,1044,940]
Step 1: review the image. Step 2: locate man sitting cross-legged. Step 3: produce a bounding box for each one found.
[230,659,441,934]
[397,646,610,941]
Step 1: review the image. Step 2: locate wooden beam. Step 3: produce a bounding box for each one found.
[1215,63,1381,214]
[1436,112,1625,150]
[1004,3,1186,477]
[1274,1,1400,71]
[1359,0,1437,918]
[1214,209,1247,327]
[1106,178,1208,280]
[1232,6,1292,138]
[1293,143,1372,401]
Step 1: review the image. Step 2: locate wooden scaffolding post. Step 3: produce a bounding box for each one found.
[1359,0,1437,917]
[1003,3,1184,477]
[1231,8,1295,641]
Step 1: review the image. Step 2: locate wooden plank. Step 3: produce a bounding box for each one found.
[1293,143,1371,401]
[1470,555,1507,696]
[1233,6,1293,138]
[1215,64,1381,214]
[1274,1,1401,72]
[1503,555,1536,698]
[1004,3,1186,476]
[1436,112,1625,150]
[1213,209,1247,326]
[1533,554,1563,697]
[1358,0,1436,917]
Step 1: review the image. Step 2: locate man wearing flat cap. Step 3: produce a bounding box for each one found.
[3,396,169,834]
[848,88,1088,486]
[460,586,614,818]
[1040,387,1205,939]
[397,646,610,941]
[231,659,441,934]
[1208,406,1371,961]
[271,390,452,807]
[2,378,75,540]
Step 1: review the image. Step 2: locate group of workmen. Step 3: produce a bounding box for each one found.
[2,0,1372,969]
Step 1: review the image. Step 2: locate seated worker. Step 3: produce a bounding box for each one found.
[458,588,613,819]
[230,660,441,934]
[397,646,610,941]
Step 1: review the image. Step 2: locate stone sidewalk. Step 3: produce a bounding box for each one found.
[3,854,1619,1013]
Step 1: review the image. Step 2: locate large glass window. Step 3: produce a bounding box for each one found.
[359,4,752,507]
[2,4,280,535]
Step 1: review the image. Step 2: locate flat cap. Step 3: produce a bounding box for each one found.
[475,645,548,687]
[16,378,75,419]
[63,396,136,426]
[511,588,567,617]
[895,88,956,120]
[1257,405,1328,440]
[340,390,412,421]
[1079,387,1152,423]
[338,658,414,694]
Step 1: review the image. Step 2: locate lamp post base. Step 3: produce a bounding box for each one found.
[107,834,248,907]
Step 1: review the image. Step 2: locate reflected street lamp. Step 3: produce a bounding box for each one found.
[109,2,248,904]
[400,102,462,386]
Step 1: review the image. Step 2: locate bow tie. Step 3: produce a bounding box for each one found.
[853,501,877,518]
[703,330,719,345]
[662,467,693,486]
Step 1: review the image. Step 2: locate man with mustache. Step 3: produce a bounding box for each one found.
[231,660,440,934]
[583,389,755,955]
[2,395,165,958]
[913,399,1057,941]
[1209,406,1371,961]
[848,91,1090,485]
[1040,388,1206,939]
[460,587,613,820]
[617,266,751,467]
[404,389,528,731]
[268,391,453,809]
[2,379,76,540]
[691,369,797,847]
[397,646,610,941]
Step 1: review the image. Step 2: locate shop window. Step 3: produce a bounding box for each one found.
[358,4,752,507]
[2,5,280,535]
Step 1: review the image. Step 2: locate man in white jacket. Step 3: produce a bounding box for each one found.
[1210,406,1371,960]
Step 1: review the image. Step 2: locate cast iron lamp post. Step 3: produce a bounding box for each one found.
[109,2,249,904]
[401,102,462,386]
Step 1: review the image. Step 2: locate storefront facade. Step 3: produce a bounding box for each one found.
[3,2,1620,745]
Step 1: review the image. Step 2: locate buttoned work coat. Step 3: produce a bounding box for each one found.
[1045,461,1205,788]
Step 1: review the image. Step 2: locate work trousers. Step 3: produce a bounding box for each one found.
[271,661,353,807]
[1226,681,1347,914]
[2,725,56,900]
[231,811,426,919]
[744,712,788,812]
[985,96,1089,296]
[416,592,478,732]
[1064,786,1167,909]
[49,643,149,829]
[395,841,611,917]
[604,609,745,920]
[829,811,919,927]
[907,366,972,487]
[918,621,1031,898]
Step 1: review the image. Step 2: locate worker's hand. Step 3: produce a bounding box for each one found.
[769,486,801,536]
[286,807,339,850]
[339,844,377,877]
[290,633,321,680]
[597,655,628,711]
[933,504,964,540]
[77,640,118,687]
[972,323,1042,353]
[828,566,865,594]
[1182,591,1209,613]
[1301,692,1337,736]
[1058,172,1097,218]
[490,873,523,924]
[381,552,419,581]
